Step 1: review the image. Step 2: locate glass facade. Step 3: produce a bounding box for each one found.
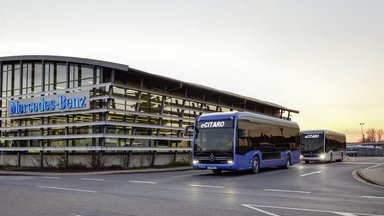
[0,56,297,167]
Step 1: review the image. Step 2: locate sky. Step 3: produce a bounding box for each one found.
[0,0,383,142]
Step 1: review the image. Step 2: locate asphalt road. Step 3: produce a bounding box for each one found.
[0,157,383,216]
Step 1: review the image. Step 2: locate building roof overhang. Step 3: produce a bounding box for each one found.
[0,55,299,115]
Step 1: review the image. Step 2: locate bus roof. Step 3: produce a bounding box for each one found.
[301,130,345,137]
[197,111,299,128]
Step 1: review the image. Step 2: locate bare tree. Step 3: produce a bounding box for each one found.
[377,129,384,142]
[366,128,376,142]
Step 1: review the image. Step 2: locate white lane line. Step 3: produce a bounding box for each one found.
[300,171,322,177]
[362,196,384,199]
[40,177,61,179]
[0,176,37,180]
[189,184,225,189]
[129,180,157,184]
[80,178,105,181]
[344,162,380,165]
[241,204,280,216]
[241,204,384,216]
[37,186,97,193]
[367,163,384,169]
[264,189,311,194]
[333,213,358,216]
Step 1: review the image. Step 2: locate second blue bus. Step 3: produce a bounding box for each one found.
[192,112,301,174]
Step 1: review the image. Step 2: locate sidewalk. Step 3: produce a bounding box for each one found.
[0,166,192,176]
[357,165,384,187]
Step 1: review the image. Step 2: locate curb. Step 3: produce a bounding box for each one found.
[351,169,384,189]
[356,168,384,187]
[0,166,193,176]
[352,164,384,189]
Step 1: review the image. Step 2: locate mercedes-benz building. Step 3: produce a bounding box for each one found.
[0,55,298,168]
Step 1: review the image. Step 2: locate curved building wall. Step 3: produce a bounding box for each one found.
[0,56,298,168]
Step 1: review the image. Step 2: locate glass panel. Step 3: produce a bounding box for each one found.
[22,63,32,94]
[74,138,92,146]
[45,63,54,91]
[81,65,93,86]
[2,65,8,97]
[195,128,234,155]
[34,63,42,93]
[56,63,67,90]
[7,65,12,96]
[69,64,79,88]
[301,133,324,153]
[14,64,20,95]
[50,139,65,148]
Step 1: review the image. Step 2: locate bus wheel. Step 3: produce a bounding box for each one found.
[329,154,333,163]
[283,156,290,169]
[252,157,260,174]
[212,170,222,174]
[305,160,309,164]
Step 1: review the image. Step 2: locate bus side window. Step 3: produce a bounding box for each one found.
[237,138,249,155]
[237,121,250,155]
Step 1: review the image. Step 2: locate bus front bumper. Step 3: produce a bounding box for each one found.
[301,154,327,161]
[192,163,235,171]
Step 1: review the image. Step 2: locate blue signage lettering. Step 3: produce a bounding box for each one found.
[8,91,89,116]
[58,95,87,110]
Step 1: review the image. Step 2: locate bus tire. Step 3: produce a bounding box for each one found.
[252,156,260,174]
[283,155,290,169]
[212,170,222,174]
[329,154,333,163]
[305,160,309,164]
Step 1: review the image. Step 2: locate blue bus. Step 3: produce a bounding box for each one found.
[192,112,301,173]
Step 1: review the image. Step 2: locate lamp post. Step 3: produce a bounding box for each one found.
[360,123,365,143]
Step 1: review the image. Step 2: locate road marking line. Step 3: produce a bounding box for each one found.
[0,176,36,180]
[80,178,105,181]
[241,204,280,216]
[241,204,384,216]
[37,186,97,193]
[367,163,384,169]
[189,184,225,189]
[264,189,311,194]
[129,180,157,184]
[300,171,322,177]
[362,196,384,199]
[344,162,380,165]
[333,213,359,216]
[40,177,61,179]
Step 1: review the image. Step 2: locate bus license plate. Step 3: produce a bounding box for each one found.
[207,166,217,170]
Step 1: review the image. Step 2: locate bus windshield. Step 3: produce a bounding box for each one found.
[194,128,234,155]
[301,134,324,153]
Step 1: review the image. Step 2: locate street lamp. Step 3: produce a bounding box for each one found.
[360,123,365,143]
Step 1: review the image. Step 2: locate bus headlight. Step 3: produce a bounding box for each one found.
[300,155,304,159]
[319,154,325,160]
[193,160,199,164]
[227,160,234,164]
